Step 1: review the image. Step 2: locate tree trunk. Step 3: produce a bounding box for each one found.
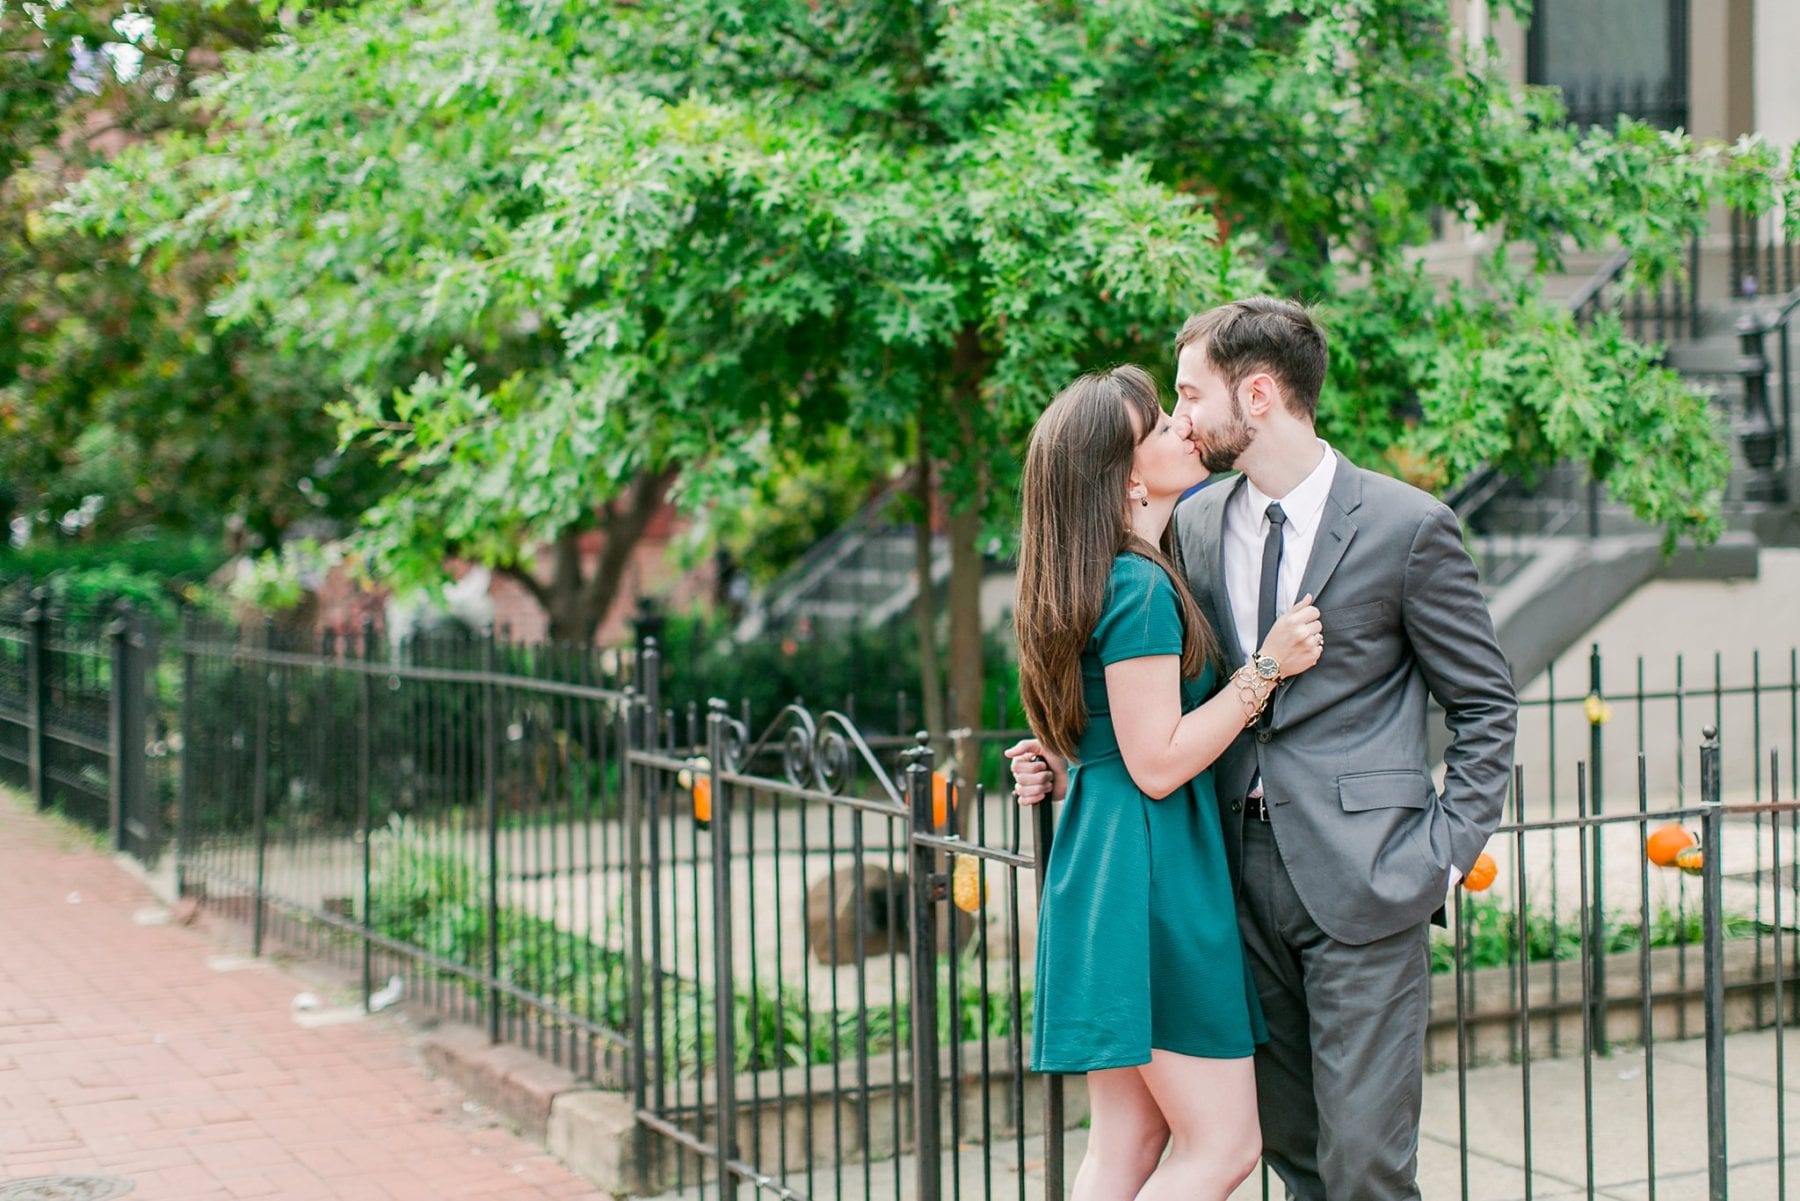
[910,421,947,748]
[945,325,988,812]
[497,467,676,644]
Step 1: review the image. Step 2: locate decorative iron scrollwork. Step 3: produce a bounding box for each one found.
[717,703,903,804]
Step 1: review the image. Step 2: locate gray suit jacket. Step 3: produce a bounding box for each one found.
[1173,452,1519,946]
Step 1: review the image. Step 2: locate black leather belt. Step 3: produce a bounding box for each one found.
[1246,793,1272,822]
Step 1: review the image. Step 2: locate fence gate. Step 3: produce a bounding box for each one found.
[622,647,1062,1199]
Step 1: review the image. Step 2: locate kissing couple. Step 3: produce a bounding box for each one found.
[1006,297,1518,1200]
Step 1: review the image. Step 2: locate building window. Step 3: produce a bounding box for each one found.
[1527,0,1689,131]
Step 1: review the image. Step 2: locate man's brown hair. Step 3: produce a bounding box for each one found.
[1175,297,1328,421]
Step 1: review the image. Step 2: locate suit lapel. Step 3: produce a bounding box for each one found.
[1273,454,1362,726]
[1293,452,1363,605]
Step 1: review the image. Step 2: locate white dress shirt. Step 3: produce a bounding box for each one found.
[1225,440,1338,666]
[1225,441,1336,801]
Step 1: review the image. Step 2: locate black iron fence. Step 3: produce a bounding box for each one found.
[13,606,1800,1196]
[0,597,162,857]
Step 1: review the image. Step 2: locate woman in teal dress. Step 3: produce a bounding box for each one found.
[1008,365,1323,1201]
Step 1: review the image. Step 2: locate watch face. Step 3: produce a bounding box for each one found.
[1254,655,1280,679]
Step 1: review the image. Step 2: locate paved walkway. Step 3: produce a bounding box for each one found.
[0,790,602,1201]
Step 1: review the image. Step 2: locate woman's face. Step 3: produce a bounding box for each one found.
[1130,403,1208,503]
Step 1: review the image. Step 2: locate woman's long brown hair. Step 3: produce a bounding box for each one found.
[1015,365,1220,763]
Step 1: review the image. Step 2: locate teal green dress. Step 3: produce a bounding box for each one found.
[1030,553,1266,1073]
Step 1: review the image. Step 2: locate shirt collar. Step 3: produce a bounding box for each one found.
[1240,441,1337,537]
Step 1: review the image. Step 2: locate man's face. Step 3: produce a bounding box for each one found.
[1173,342,1254,473]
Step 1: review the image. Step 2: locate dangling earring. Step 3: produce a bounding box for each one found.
[1140,496,1149,508]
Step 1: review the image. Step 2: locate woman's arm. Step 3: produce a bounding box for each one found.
[1109,599,1323,800]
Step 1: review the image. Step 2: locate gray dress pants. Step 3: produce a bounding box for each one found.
[1237,819,1432,1201]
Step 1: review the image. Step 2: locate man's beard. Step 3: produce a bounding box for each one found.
[1194,416,1254,473]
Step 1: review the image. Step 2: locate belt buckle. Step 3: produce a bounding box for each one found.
[1248,794,1271,822]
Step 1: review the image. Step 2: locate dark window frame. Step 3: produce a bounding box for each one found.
[1526,0,1690,131]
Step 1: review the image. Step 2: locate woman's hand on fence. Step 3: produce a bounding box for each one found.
[1258,594,1324,679]
[1004,739,1067,805]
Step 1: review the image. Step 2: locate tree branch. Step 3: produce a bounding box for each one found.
[494,562,550,610]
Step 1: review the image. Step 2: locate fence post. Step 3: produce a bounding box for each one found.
[1589,644,1608,1055]
[1031,788,1064,1201]
[358,618,376,1011]
[25,589,50,812]
[1700,723,1728,1201]
[251,618,272,957]
[482,630,502,1044]
[622,683,654,1190]
[642,642,669,1130]
[706,700,739,1200]
[104,602,150,855]
[176,607,196,896]
[108,604,129,850]
[904,736,943,1201]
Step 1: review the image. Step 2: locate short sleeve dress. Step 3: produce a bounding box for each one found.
[1030,553,1267,1073]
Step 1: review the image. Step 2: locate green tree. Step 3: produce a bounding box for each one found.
[2,2,374,555]
[61,0,1798,765]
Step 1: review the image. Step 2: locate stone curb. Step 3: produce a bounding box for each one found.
[419,1022,648,1195]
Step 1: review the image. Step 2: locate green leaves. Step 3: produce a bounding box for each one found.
[21,0,1800,614]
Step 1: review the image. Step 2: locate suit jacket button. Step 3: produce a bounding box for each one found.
[1229,800,1242,813]
[1256,730,1273,744]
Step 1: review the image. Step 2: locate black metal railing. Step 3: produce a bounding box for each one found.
[15,605,1800,1196]
[1732,209,1800,303]
[175,614,637,1081]
[0,595,160,855]
[619,644,1051,1197]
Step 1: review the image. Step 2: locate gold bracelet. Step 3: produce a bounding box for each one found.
[1230,665,1273,728]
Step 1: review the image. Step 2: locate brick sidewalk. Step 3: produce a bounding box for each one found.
[0,792,602,1200]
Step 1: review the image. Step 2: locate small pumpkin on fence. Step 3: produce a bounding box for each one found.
[931,771,955,829]
[951,854,987,913]
[1646,823,1696,868]
[1461,852,1498,892]
[1674,845,1705,877]
[677,756,713,826]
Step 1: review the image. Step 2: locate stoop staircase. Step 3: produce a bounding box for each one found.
[1456,215,1800,688]
[733,477,950,643]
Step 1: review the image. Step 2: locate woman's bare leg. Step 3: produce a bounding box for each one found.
[1071,1065,1170,1201]
[1131,1050,1262,1201]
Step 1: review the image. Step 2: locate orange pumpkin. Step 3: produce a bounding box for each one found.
[1462,852,1498,892]
[952,854,986,913]
[678,756,713,825]
[931,771,955,828]
[1674,845,1705,877]
[1647,823,1696,867]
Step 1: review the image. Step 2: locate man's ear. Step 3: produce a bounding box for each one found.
[1242,372,1279,419]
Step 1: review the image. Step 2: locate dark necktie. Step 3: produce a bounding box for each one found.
[1256,502,1288,651]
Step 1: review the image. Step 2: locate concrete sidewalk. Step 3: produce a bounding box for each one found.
[0,790,602,1201]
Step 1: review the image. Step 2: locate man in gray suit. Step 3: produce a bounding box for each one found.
[1011,297,1518,1199]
